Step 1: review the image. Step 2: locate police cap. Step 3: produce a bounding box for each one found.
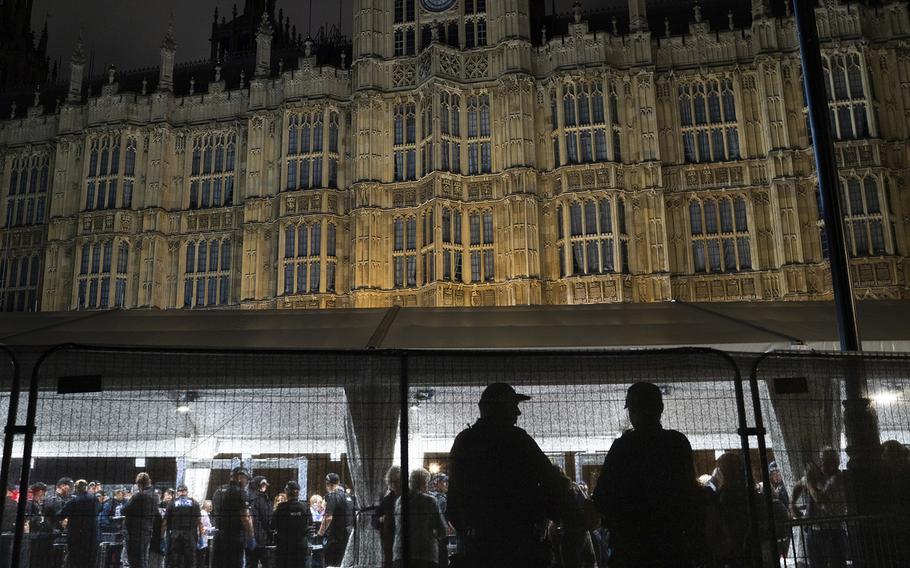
[57,477,74,487]
[230,467,250,479]
[176,484,188,492]
[285,480,300,492]
[479,383,531,406]
[325,473,341,485]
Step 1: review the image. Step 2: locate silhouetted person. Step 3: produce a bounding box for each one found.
[790,448,847,568]
[163,484,202,568]
[271,481,311,568]
[59,479,100,568]
[123,472,158,568]
[393,468,447,568]
[28,482,54,568]
[246,476,272,568]
[317,472,354,567]
[378,466,401,568]
[448,382,565,568]
[212,467,254,568]
[593,382,698,567]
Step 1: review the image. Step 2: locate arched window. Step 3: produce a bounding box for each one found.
[465,94,492,175]
[183,238,232,308]
[85,135,126,211]
[392,216,418,288]
[464,0,487,48]
[189,132,235,209]
[75,240,119,309]
[679,78,739,163]
[0,254,41,312]
[554,79,618,167]
[6,154,50,227]
[287,109,339,190]
[840,176,889,257]
[689,197,752,273]
[822,53,871,140]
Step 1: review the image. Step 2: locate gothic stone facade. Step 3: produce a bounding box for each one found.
[1,0,910,313]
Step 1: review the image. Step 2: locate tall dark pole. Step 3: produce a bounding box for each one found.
[792,0,880,498]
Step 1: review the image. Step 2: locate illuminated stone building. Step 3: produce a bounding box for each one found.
[1,0,908,312]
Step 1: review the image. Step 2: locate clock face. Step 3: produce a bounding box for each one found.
[421,0,456,13]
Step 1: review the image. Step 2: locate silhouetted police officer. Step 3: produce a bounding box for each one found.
[593,382,699,568]
[212,467,254,568]
[271,481,310,568]
[448,383,565,568]
[164,484,202,568]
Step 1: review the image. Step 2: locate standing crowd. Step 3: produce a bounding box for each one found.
[378,382,910,568]
[0,468,356,568]
[2,381,909,568]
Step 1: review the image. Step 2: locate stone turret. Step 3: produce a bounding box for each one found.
[67,35,85,103]
[159,23,177,92]
[629,0,649,32]
[255,11,273,77]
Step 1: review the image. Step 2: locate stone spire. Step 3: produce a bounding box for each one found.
[67,35,86,103]
[629,0,649,33]
[159,22,177,92]
[255,11,273,77]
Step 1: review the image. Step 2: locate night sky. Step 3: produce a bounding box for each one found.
[31,0,578,77]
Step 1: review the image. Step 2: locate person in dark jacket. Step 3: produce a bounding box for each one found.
[271,481,311,568]
[448,383,566,568]
[593,382,699,568]
[27,482,54,568]
[164,484,202,568]
[42,477,73,536]
[318,473,354,567]
[246,476,272,568]
[59,479,101,568]
[122,472,158,568]
[212,467,254,568]
[41,477,73,567]
[715,452,755,565]
[98,487,126,538]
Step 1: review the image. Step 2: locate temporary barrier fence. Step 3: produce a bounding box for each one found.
[0,344,907,567]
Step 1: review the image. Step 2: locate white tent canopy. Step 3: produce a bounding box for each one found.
[0,300,909,351]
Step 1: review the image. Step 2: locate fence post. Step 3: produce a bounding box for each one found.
[793,0,881,515]
[0,345,20,554]
[399,353,410,568]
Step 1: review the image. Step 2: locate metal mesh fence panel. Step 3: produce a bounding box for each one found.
[751,351,910,568]
[14,345,904,567]
[3,346,404,568]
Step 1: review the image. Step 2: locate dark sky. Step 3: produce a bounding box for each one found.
[32,0,353,76]
[32,0,578,77]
